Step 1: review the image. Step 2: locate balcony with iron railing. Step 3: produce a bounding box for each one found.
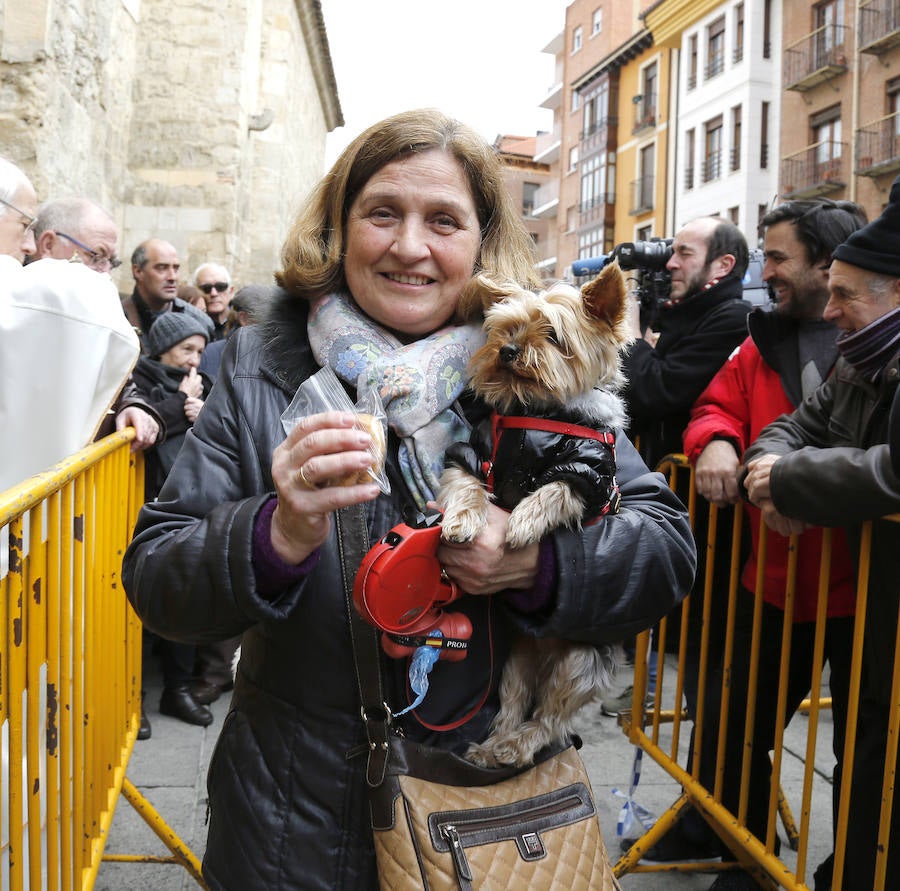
[684,165,695,191]
[632,95,657,134]
[784,24,850,91]
[780,141,847,198]
[856,113,900,177]
[859,0,900,54]
[705,51,725,79]
[629,175,654,215]
[702,150,722,183]
[732,42,744,63]
[730,146,741,172]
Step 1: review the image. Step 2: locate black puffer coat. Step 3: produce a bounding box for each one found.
[122,291,696,890]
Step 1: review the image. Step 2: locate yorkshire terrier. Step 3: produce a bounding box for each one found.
[439,262,631,768]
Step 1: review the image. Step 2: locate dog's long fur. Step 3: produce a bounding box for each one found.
[439,263,631,767]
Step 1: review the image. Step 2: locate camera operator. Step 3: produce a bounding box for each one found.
[622,216,751,471]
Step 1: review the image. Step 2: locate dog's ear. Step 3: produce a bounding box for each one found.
[580,261,628,329]
[456,272,518,321]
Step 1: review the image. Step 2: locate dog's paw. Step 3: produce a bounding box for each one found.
[505,511,540,549]
[441,504,487,543]
[464,742,501,769]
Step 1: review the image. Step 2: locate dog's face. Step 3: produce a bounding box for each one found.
[467,263,630,414]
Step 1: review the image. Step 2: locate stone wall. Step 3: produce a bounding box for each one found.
[0,0,341,290]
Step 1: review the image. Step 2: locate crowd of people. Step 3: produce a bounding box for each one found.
[3,103,900,891]
[0,155,275,739]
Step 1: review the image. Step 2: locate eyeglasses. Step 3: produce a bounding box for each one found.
[0,196,38,233]
[199,282,230,294]
[55,231,122,271]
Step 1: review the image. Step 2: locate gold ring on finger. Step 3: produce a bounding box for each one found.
[298,464,314,489]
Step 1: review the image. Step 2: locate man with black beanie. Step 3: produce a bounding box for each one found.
[744,176,900,891]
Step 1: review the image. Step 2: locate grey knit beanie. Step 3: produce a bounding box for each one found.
[147,311,210,357]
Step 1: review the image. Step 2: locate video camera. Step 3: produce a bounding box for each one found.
[572,239,769,330]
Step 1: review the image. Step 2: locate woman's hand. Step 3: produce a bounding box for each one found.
[183,396,204,423]
[270,411,381,564]
[178,367,204,399]
[437,502,540,595]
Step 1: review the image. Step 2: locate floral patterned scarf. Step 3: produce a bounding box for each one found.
[307,292,484,508]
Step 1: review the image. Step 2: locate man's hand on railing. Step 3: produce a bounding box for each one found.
[695,439,742,508]
[115,406,160,452]
[744,453,809,536]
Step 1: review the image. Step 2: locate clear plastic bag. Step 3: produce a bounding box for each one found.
[280,365,391,494]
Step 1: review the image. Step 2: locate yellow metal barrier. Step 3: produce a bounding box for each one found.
[0,431,207,889]
[614,454,898,891]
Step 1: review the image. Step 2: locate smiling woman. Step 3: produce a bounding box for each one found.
[122,108,696,890]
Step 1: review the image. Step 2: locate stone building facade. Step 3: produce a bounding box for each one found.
[0,0,342,291]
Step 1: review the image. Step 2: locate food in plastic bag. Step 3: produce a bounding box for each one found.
[280,365,391,494]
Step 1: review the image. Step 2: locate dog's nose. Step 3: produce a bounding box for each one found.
[499,344,520,364]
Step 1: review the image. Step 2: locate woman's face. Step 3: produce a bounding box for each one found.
[344,149,482,339]
[160,334,206,371]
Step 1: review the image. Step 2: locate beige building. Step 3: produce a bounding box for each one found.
[780,0,900,219]
[534,0,665,279]
[0,0,342,291]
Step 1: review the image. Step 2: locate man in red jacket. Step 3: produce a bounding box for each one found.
[679,199,866,891]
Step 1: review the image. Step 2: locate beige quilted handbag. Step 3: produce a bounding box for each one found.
[369,737,620,890]
[336,506,619,890]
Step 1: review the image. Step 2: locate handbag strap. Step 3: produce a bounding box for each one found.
[335,504,391,787]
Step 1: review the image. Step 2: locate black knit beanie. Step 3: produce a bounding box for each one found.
[833,175,900,275]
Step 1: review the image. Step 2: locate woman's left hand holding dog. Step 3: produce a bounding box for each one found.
[438,502,540,595]
[270,411,380,565]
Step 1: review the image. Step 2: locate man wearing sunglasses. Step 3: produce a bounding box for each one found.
[31,197,121,273]
[121,238,212,355]
[193,262,234,341]
[0,156,38,263]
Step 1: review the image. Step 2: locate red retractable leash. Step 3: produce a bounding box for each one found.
[353,510,472,662]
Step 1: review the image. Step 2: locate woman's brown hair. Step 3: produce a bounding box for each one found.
[277,108,542,315]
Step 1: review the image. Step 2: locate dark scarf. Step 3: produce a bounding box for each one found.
[836,306,900,381]
[797,318,840,399]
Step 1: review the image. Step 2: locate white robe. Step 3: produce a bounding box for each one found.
[0,256,139,495]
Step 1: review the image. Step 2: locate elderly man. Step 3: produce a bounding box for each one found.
[745,177,900,891]
[32,196,121,274]
[193,261,234,341]
[121,238,211,354]
[28,197,162,452]
[0,156,38,262]
[680,199,866,891]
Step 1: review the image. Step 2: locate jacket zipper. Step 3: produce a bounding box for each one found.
[438,792,585,888]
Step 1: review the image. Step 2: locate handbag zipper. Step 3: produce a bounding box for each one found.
[438,791,586,888]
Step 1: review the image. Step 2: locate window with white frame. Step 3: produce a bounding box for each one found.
[569,145,580,172]
[592,7,603,35]
[572,25,583,53]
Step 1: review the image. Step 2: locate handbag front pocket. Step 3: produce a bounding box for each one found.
[428,783,596,884]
